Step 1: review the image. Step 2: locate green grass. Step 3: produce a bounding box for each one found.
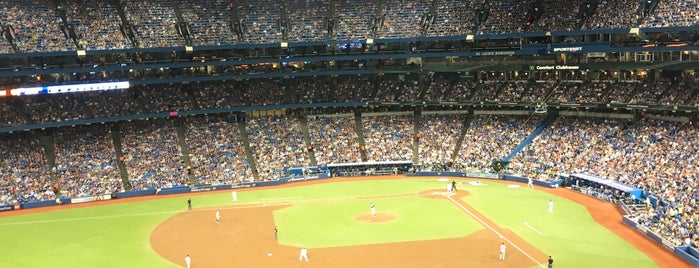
[460,181,658,268]
[274,197,481,248]
[0,178,659,268]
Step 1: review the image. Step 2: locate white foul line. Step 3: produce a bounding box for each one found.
[523,222,546,235]
[446,195,545,268]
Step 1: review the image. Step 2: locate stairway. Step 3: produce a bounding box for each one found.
[298,114,317,165]
[412,110,421,163]
[450,112,474,161]
[237,115,260,181]
[503,114,558,162]
[175,121,196,185]
[39,133,58,195]
[353,110,368,162]
[109,123,132,191]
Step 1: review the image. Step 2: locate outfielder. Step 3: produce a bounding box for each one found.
[528,177,534,189]
[299,247,309,262]
[548,200,554,213]
[370,202,376,217]
[499,242,506,260]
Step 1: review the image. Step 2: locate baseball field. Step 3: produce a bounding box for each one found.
[0,176,689,268]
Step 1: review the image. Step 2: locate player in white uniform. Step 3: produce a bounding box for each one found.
[447,182,453,195]
[299,247,309,262]
[185,254,191,268]
[499,243,506,260]
[548,200,554,213]
[216,210,220,223]
[527,177,534,188]
[370,202,376,217]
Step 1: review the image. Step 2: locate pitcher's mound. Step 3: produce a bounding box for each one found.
[354,212,397,223]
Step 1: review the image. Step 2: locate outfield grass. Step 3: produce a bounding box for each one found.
[460,181,658,268]
[0,178,659,268]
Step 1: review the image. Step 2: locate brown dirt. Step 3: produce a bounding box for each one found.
[1,175,689,268]
[150,178,548,268]
[354,212,397,223]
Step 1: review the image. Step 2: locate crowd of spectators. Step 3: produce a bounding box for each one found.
[477,0,530,34]
[246,115,310,180]
[179,0,238,46]
[417,114,466,170]
[527,0,581,32]
[0,75,697,127]
[426,0,481,36]
[284,0,330,42]
[0,134,54,205]
[455,115,543,172]
[582,0,644,30]
[374,0,429,39]
[642,0,699,28]
[362,114,413,162]
[63,0,131,50]
[1,0,698,54]
[53,126,122,198]
[120,119,188,190]
[122,0,185,48]
[307,115,361,164]
[235,0,282,43]
[0,0,73,52]
[333,0,373,40]
[184,116,251,186]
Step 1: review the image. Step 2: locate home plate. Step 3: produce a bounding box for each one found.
[267,253,272,256]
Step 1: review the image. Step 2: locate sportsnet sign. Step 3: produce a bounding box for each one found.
[552,46,583,53]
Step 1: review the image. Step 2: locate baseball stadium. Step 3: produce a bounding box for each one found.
[0,0,699,267]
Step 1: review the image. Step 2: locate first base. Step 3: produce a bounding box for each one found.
[267,253,272,256]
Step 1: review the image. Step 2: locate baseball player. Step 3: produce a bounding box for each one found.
[548,200,554,213]
[527,177,534,189]
[274,225,278,240]
[216,210,220,224]
[499,242,506,260]
[185,254,191,268]
[548,256,554,268]
[446,182,453,195]
[299,247,309,262]
[451,180,457,192]
[370,202,376,217]
[187,198,192,210]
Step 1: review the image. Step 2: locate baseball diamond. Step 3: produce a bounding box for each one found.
[0,176,689,268]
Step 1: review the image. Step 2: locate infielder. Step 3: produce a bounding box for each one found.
[216,210,220,223]
[274,225,278,240]
[548,200,554,213]
[370,202,376,217]
[185,254,191,268]
[299,247,309,262]
[187,198,192,210]
[499,242,506,260]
